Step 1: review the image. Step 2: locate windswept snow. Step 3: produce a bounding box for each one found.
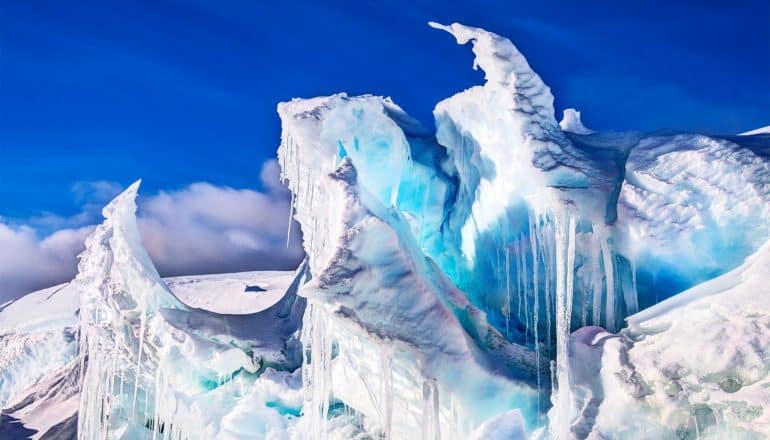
[1,20,769,440]
[165,271,296,315]
[559,109,594,135]
[739,125,770,136]
[565,239,770,438]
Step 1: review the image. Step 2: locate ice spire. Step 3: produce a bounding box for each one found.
[428,21,559,121]
[76,180,185,439]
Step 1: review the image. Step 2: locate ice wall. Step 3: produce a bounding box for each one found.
[617,134,770,308]
[75,181,307,439]
[278,96,545,437]
[51,20,769,440]
[563,239,770,438]
[277,21,770,438]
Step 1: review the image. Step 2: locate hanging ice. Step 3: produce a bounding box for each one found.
[2,20,769,440]
[276,21,770,438]
[74,181,308,439]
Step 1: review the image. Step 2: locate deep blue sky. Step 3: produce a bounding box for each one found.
[2,0,769,221]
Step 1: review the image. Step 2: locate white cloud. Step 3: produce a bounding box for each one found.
[0,223,93,302]
[0,160,304,302]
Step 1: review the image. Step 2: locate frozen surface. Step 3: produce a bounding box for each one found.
[0,187,305,439]
[564,240,770,439]
[559,109,594,135]
[1,20,769,440]
[165,271,296,314]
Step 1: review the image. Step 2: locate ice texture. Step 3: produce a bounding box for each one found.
[276,21,770,438]
[563,239,770,438]
[559,109,594,135]
[1,20,769,440]
[72,181,308,439]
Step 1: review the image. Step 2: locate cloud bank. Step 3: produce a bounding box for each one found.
[0,160,304,302]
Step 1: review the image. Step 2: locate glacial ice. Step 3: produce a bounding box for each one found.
[1,21,769,440]
[275,21,770,438]
[559,109,594,135]
[564,239,770,438]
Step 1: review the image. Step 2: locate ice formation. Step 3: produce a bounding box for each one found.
[275,21,770,438]
[559,109,594,135]
[71,181,307,439]
[564,239,770,438]
[1,21,769,440]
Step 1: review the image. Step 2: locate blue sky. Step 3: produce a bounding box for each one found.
[0,1,768,298]
[2,0,769,220]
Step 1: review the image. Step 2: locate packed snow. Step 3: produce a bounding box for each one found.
[559,109,594,135]
[564,239,770,438]
[0,260,298,438]
[1,21,769,440]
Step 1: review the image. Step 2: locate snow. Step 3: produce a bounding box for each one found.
[617,133,770,306]
[165,271,296,315]
[564,239,770,438]
[559,108,594,135]
[739,125,770,136]
[0,282,78,333]
[0,182,305,438]
[1,20,769,440]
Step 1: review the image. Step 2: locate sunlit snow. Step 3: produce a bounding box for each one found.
[1,21,769,440]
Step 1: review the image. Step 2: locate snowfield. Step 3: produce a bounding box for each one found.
[0,269,295,439]
[1,21,769,440]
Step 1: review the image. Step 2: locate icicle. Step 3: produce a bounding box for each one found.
[625,258,639,315]
[379,347,393,439]
[505,245,511,339]
[431,381,440,440]
[520,237,530,345]
[528,213,541,412]
[153,368,161,440]
[305,303,333,440]
[553,210,576,439]
[591,230,603,326]
[131,313,146,420]
[538,219,554,356]
[600,236,615,332]
[286,185,296,249]
[421,379,441,440]
[516,239,524,324]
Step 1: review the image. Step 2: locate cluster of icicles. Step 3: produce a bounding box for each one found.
[71,133,639,439]
[278,126,641,438]
[300,303,464,440]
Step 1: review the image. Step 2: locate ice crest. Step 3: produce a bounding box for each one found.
[1,21,769,440]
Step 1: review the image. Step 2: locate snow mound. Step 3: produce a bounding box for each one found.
[565,239,770,438]
[559,108,594,135]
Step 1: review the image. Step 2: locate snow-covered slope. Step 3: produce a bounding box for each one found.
[739,125,770,136]
[565,239,770,439]
[0,264,298,439]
